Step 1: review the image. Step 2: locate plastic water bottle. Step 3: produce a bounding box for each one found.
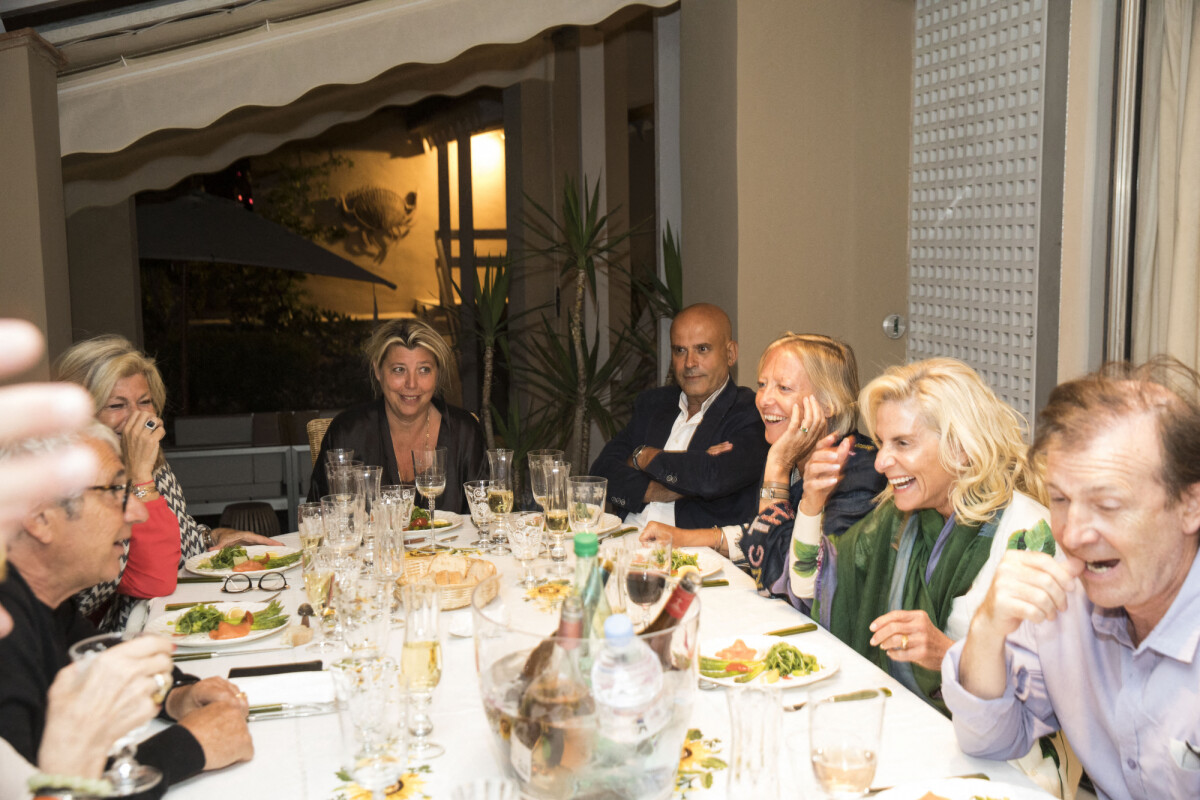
[590,614,668,743]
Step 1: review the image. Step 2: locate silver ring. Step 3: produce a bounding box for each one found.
[152,672,170,703]
[145,419,157,430]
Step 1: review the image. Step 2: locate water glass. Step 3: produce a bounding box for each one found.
[809,688,886,798]
[566,475,606,534]
[463,479,495,549]
[727,683,783,795]
[509,512,545,588]
[325,448,356,489]
[332,656,406,800]
[322,494,362,557]
[374,528,407,625]
[342,571,392,656]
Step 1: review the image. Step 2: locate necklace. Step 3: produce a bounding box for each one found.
[422,406,431,451]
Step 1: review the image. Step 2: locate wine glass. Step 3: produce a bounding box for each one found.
[374,526,407,625]
[304,547,338,655]
[463,479,495,550]
[541,461,571,575]
[627,527,672,627]
[342,570,392,656]
[567,475,606,535]
[412,447,447,552]
[809,688,885,798]
[325,448,356,489]
[401,583,444,760]
[352,465,384,561]
[68,633,166,794]
[509,512,545,588]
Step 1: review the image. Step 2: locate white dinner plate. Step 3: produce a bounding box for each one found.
[184,545,302,577]
[869,777,1055,799]
[699,633,839,689]
[404,511,463,544]
[673,546,723,579]
[148,600,290,648]
[595,513,623,535]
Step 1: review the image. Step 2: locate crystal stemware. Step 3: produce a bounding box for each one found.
[413,447,448,552]
[401,583,444,760]
[463,479,495,550]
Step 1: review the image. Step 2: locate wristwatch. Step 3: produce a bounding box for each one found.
[760,486,790,501]
[631,444,647,471]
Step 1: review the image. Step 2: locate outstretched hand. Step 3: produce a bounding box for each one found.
[797,434,855,517]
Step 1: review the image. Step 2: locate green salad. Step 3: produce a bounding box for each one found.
[173,600,288,635]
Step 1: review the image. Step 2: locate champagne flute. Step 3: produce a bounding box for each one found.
[352,465,384,562]
[304,547,338,654]
[373,526,407,625]
[463,479,495,550]
[809,688,885,798]
[297,502,324,566]
[412,447,447,552]
[541,461,571,576]
[68,633,165,794]
[486,449,514,514]
[401,583,444,759]
[527,449,565,511]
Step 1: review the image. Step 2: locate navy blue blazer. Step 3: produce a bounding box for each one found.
[590,380,768,528]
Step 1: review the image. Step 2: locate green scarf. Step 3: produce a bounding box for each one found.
[814,500,998,714]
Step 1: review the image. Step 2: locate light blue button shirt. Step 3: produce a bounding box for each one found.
[942,553,1200,800]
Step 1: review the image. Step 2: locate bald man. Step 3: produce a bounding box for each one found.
[591,303,768,529]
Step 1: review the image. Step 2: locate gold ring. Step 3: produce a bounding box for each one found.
[236,691,248,701]
[900,634,909,651]
[801,427,809,433]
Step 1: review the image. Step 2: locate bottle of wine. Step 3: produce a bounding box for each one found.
[572,532,612,639]
[516,596,596,775]
[641,570,700,668]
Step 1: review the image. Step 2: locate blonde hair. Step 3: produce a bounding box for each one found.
[363,318,455,397]
[757,333,860,438]
[861,357,1044,524]
[54,336,167,472]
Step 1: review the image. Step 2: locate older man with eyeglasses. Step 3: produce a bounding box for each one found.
[0,422,254,796]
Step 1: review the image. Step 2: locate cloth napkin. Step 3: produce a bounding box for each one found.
[231,670,336,706]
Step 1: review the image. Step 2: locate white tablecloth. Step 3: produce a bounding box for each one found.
[143,527,1037,798]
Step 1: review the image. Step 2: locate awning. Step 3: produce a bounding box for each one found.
[56,0,675,157]
[137,192,396,288]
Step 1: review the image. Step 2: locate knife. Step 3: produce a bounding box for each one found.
[784,687,893,712]
[173,646,296,662]
[765,623,818,637]
[247,702,337,721]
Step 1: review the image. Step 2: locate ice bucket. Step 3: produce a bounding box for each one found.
[470,574,699,800]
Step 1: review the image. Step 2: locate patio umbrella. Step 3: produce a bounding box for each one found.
[136,192,396,289]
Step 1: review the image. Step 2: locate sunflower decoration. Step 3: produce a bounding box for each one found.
[332,764,430,800]
[675,728,727,796]
[524,579,572,612]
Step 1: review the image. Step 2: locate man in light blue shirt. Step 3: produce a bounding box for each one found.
[942,358,1200,800]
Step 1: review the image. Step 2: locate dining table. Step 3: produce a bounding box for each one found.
[138,519,1042,799]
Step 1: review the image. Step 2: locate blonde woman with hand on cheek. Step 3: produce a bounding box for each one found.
[642,334,884,601]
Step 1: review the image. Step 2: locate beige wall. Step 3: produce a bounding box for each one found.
[734,0,913,384]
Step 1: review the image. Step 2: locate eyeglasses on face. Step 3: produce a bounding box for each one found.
[222,571,289,593]
[85,481,132,512]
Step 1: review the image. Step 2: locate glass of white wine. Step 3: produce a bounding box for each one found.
[809,688,885,798]
[541,461,571,576]
[486,449,514,553]
[304,547,337,655]
[401,583,444,760]
[412,447,447,553]
[298,502,323,565]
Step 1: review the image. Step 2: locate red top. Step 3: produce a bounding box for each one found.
[117,498,181,599]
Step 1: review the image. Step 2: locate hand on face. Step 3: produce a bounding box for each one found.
[797,434,855,517]
[766,395,828,474]
[970,549,1081,641]
[868,608,954,671]
[120,408,164,484]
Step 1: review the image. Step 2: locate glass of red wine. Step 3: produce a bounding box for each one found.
[625,528,672,628]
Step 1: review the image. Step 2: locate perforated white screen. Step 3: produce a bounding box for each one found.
[907,0,1051,419]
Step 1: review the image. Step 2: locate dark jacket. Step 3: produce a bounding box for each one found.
[0,568,205,797]
[590,381,768,528]
[308,395,487,513]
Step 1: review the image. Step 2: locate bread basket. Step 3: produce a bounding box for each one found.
[398,554,498,610]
